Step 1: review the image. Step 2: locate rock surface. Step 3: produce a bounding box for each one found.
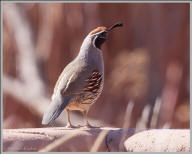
[3,128,190,152]
[124,129,190,152]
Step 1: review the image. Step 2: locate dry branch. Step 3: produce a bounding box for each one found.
[3,3,48,120]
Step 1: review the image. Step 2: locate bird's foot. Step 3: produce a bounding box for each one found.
[65,123,81,128]
[84,122,100,128]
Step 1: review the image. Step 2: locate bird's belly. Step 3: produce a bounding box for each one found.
[66,97,93,111]
[66,86,103,111]
[66,100,91,111]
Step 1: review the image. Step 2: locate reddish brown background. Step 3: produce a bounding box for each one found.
[3,3,189,129]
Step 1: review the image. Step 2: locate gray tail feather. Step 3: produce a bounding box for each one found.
[42,97,71,125]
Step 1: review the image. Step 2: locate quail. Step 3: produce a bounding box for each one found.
[42,22,123,128]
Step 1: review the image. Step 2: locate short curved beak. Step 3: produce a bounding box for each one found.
[99,32,110,40]
[105,34,110,40]
[103,22,123,40]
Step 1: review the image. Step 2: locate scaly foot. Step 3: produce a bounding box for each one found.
[84,122,100,128]
[65,123,81,128]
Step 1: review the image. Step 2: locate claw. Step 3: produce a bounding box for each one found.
[65,123,81,128]
[84,122,100,128]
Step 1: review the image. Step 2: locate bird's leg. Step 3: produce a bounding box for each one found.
[83,110,100,128]
[65,110,80,128]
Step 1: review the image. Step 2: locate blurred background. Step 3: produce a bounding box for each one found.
[3,3,189,129]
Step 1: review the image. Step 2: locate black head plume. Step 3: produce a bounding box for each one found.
[93,22,123,49]
[107,22,123,32]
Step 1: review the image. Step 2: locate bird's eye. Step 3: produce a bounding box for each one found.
[99,32,106,37]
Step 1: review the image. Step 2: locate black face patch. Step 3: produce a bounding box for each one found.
[93,32,108,49]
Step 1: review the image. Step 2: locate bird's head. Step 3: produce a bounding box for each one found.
[88,22,123,49]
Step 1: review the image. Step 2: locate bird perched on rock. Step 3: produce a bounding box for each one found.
[42,22,123,128]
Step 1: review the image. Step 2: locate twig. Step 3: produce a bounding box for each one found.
[90,130,109,152]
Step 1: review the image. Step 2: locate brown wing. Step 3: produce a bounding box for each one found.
[84,69,103,94]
